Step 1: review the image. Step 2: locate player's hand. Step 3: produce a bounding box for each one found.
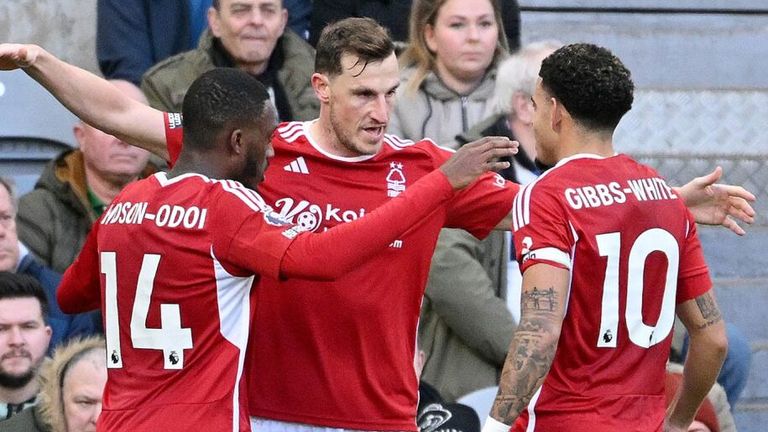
[677,166,756,235]
[0,43,41,70]
[441,136,518,189]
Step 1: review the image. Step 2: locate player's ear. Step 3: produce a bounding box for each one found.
[312,73,331,104]
[550,97,563,133]
[229,129,244,156]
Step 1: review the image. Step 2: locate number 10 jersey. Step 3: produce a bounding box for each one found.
[511,154,712,432]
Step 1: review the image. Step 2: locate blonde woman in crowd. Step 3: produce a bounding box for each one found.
[389,0,509,147]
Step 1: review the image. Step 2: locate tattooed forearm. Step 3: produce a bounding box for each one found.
[491,285,562,423]
[694,292,722,330]
[522,286,558,312]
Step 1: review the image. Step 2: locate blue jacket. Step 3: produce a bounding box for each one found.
[17,254,102,354]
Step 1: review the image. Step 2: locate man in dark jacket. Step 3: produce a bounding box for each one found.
[16,81,153,274]
[97,0,312,86]
[141,0,319,121]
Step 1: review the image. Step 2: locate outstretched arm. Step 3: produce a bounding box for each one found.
[0,43,169,159]
[280,138,516,279]
[675,166,756,235]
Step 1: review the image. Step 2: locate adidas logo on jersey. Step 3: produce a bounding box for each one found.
[284,157,309,174]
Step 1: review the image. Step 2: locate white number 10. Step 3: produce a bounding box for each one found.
[101,252,193,370]
[595,228,679,349]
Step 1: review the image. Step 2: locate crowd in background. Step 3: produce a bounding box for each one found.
[0,1,753,432]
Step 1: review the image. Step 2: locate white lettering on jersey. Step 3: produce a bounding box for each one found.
[102,202,207,229]
[273,197,367,232]
[167,113,182,129]
[565,178,676,210]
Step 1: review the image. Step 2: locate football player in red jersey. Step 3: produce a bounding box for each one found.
[52,67,516,432]
[483,44,728,432]
[0,28,755,432]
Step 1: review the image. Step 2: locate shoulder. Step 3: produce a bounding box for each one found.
[0,406,46,432]
[142,47,211,83]
[212,179,273,214]
[279,30,315,58]
[273,121,310,147]
[382,135,451,157]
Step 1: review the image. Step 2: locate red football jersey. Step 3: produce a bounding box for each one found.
[62,173,302,431]
[510,154,712,432]
[166,119,518,430]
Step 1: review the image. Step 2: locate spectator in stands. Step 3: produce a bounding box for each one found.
[418,41,559,403]
[308,0,520,50]
[0,272,52,420]
[16,80,153,274]
[0,336,107,432]
[97,0,311,86]
[140,0,318,121]
[389,0,509,148]
[0,178,100,355]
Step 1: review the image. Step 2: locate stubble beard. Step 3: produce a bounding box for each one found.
[329,107,379,157]
[0,364,36,389]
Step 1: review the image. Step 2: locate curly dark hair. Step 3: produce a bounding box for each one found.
[539,43,633,131]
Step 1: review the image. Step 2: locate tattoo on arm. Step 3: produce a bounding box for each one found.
[491,285,562,423]
[694,292,723,330]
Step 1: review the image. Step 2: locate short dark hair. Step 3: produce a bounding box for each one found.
[539,43,634,131]
[0,272,49,320]
[315,17,395,77]
[181,68,271,151]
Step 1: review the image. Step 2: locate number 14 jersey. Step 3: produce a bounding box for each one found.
[511,154,712,432]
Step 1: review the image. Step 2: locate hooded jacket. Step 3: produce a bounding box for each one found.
[141,29,319,121]
[388,66,498,149]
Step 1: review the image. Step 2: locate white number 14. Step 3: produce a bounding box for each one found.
[101,252,193,370]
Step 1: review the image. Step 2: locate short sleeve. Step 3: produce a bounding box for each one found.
[512,182,572,273]
[675,212,712,303]
[164,112,183,167]
[445,172,518,239]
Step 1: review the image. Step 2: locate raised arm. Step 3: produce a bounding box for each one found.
[0,43,169,160]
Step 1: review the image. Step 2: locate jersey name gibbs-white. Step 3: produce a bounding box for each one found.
[165,117,518,430]
[94,172,296,432]
[511,154,711,432]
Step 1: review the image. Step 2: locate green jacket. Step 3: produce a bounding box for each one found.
[141,30,319,120]
[418,228,515,402]
[17,149,156,274]
[0,406,50,432]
